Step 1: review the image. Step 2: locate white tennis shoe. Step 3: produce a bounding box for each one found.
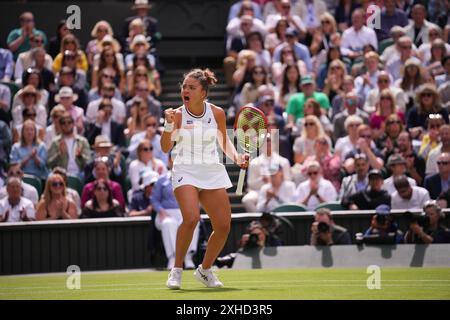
[194,265,224,288]
[166,267,182,290]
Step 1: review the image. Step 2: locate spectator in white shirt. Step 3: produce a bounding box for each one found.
[340,9,378,60]
[295,160,337,210]
[0,177,35,222]
[86,82,126,125]
[0,162,38,206]
[242,134,291,212]
[391,175,430,210]
[383,154,417,194]
[266,0,306,37]
[256,165,296,212]
[387,36,421,82]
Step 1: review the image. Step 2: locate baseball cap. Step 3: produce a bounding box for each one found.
[300,75,314,85]
[375,204,391,215]
[140,170,159,189]
[387,154,406,166]
[368,169,383,179]
[260,95,274,103]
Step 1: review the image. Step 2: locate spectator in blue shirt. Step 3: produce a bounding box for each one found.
[0,48,14,81]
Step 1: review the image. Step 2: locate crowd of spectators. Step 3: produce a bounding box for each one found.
[0,0,449,248]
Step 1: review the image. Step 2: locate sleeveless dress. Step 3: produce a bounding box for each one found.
[171,102,233,190]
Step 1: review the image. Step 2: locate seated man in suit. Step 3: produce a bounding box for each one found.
[424,152,450,199]
[85,97,125,148]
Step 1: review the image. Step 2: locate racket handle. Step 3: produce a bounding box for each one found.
[236,168,246,195]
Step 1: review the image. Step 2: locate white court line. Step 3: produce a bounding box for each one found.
[1,284,450,297]
[1,279,450,291]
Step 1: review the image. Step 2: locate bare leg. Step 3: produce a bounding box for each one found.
[173,185,201,268]
[198,188,232,269]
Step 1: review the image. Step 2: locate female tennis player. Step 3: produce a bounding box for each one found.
[161,68,249,289]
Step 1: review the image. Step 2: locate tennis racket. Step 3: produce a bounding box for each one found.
[234,105,268,196]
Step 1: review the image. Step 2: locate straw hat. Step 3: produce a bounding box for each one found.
[19,85,41,101]
[132,0,151,10]
[55,86,78,103]
[130,34,150,51]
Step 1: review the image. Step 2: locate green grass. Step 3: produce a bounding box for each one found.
[1,268,449,300]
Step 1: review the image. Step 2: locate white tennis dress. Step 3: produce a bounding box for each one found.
[171,102,233,190]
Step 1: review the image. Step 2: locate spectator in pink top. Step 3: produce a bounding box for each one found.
[81,156,125,210]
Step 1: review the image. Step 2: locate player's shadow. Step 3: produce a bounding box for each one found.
[409,244,428,267]
[314,246,333,267]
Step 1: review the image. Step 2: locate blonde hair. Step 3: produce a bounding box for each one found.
[20,119,40,146]
[129,18,145,34]
[41,173,67,203]
[91,20,114,38]
[301,115,326,139]
[377,89,397,115]
[320,12,337,34]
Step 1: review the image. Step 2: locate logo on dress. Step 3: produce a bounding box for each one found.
[207,118,211,124]
[178,177,183,182]
[187,120,193,124]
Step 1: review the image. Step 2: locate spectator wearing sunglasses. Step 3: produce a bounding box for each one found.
[418,113,445,161]
[47,112,91,179]
[332,91,369,141]
[85,98,126,148]
[426,125,450,175]
[80,178,124,219]
[294,161,337,210]
[397,130,426,186]
[36,173,77,220]
[0,162,38,206]
[364,71,407,114]
[128,139,166,194]
[424,152,450,199]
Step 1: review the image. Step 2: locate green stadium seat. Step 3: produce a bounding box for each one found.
[315,201,345,211]
[272,203,308,213]
[22,174,43,197]
[378,38,394,55]
[67,176,83,197]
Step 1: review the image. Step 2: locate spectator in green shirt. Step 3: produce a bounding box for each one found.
[286,74,330,131]
[7,12,47,60]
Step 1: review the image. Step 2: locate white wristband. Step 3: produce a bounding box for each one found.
[164,121,174,133]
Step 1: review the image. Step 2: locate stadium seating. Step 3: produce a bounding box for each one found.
[22,174,42,197]
[67,176,83,197]
[315,201,346,211]
[272,203,308,213]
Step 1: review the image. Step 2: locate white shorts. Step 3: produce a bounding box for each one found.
[171,163,233,191]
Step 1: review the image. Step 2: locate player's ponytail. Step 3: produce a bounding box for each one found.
[185,68,217,93]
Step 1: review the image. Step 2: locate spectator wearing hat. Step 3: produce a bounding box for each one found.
[380,26,408,65]
[129,169,157,217]
[85,98,126,148]
[151,161,199,270]
[345,169,391,210]
[339,153,369,203]
[47,112,91,179]
[273,27,311,72]
[6,12,47,60]
[121,0,160,51]
[383,154,417,194]
[0,162,38,206]
[50,66,88,110]
[54,86,85,135]
[13,67,49,111]
[294,160,337,210]
[340,9,377,60]
[286,74,330,128]
[12,85,47,128]
[81,157,125,210]
[0,177,35,223]
[404,200,450,244]
[424,152,450,199]
[12,106,45,144]
[84,135,124,185]
[361,204,403,244]
[310,208,351,246]
[256,164,296,212]
[391,175,430,210]
[125,34,155,71]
